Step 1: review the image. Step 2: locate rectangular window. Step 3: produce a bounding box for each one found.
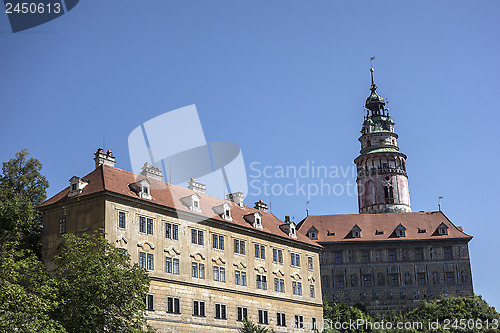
[146,294,154,311]
[310,284,315,298]
[234,239,246,255]
[308,256,313,271]
[139,216,146,233]
[363,275,372,287]
[258,309,269,325]
[237,306,248,322]
[276,312,286,327]
[273,278,285,293]
[214,266,225,282]
[417,273,426,285]
[292,281,302,295]
[59,218,66,234]
[256,274,267,290]
[166,257,172,273]
[165,223,179,240]
[446,272,455,284]
[391,274,399,286]
[147,253,154,270]
[389,249,396,262]
[362,251,370,263]
[139,252,146,269]
[212,234,224,250]
[336,275,344,288]
[294,315,304,328]
[167,297,180,314]
[290,253,301,267]
[312,317,317,330]
[334,251,342,264]
[192,262,198,278]
[444,247,453,260]
[173,258,179,275]
[235,270,247,286]
[273,248,284,264]
[193,300,205,317]
[191,229,204,245]
[118,212,126,229]
[416,249,424,261]
[255,244,265,259]
[147,218,153,235]
[215,303,227,320]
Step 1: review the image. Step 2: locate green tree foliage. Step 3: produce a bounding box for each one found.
[0,151,155,333]
[323,299,375,333]
[0,149,48,255]
[323,297,500,333]
[239,317,273,333]
[0,241,65,333]
[53,232,155,333]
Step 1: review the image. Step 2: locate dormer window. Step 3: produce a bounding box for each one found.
[351,224,362,238]
[180,193,201,212]
[68,176,88,197]
[212,202,232,221]
[129,178,152,200]
[395,223,406,237]
[307,226,319,240]
[436,223,449,236]
[255,215,262,228]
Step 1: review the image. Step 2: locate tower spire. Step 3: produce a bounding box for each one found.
[354,64,412,214]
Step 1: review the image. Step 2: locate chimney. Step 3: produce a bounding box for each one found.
[188,178,206,193]
[284,216,290,223]
[94,148,116,168]
[254,200,268,213]
[140,162,163,181]
[226,192,245,207]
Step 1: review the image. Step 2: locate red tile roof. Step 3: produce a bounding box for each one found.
[40,165,320,248]
[296,211,471,243]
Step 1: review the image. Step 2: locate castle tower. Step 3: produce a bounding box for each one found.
[354,68,411,214]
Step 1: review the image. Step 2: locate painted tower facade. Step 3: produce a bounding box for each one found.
[354,69,411,214]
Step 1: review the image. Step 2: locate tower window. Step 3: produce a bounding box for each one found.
[384,186,395,204]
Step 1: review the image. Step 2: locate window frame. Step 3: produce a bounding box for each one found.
[146,294,154,311]
[118,211,126,229]
[237,306,248,322]
[59,218,66,234]
[258,309,269,325]
[254,243,265,260]
[193,300,206,317]
[165,222,179,240]
[276,312,286,327]
[214,303,227,320]
[167,296,181,314]
[234,239,246,255]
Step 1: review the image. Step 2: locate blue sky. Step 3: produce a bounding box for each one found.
[1,1,499,309]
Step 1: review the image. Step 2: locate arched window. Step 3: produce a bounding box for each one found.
[384,186,394,204]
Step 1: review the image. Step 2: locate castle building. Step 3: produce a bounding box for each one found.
[39,150,323,333]
[296,69,474,313]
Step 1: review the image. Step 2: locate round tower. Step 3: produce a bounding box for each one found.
[354,68,411,214]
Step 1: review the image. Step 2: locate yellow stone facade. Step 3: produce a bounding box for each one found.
[41,166,323,333]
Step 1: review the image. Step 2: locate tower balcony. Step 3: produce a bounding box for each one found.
[357,167,407,178]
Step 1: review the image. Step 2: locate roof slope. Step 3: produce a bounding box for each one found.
[40,165,319,248]
[297,211,471,243]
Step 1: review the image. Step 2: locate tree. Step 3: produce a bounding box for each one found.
[239,317,273,333]
[53,232,156,333]
[0,149,49,255]
[323,299,374,333]
[0,241,65,333]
